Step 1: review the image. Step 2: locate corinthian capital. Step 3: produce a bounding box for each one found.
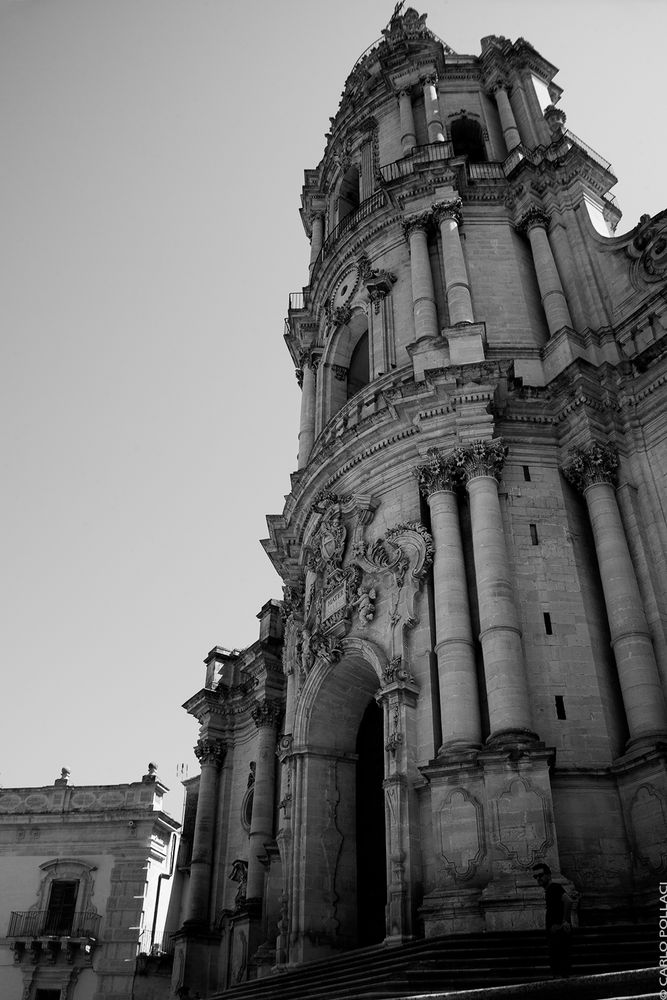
[450,439,508,483]
[414,448,461,497]
[433,198,463,227]
[194,737,226,768]
[518,206,551,235]
[562,442,619,492]
[402,211,431,242]
[251,699,283,730]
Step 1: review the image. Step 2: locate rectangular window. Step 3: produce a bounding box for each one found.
[555,695,566,720]
[530,523,539,545]
[45,880,78,936]
[36,991,62,1000]
[523,465,531,482]
[543,612,553,635]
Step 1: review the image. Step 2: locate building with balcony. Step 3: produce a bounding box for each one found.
[0,766,180,1000]
[174,6,667,998]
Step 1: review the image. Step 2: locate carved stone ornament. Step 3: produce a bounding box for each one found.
[229,859,248,908]
[543,104,567,135]
[449,438,508,483]
[383,654,415,686]
[194,737,226,768]
[433,198,463,227]
[251,699,283,730]
[402,211,431,242]
[414,447,460,497]
[297,494,431,672]
[332,364,348,381]
[517,205,551,235]
[562,441,619,492]
[332,304,352,326]
[627,216,667,288]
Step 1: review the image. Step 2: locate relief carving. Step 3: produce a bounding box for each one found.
[437,787,485,880]
[493,777,553,869]
[629,784,667,872]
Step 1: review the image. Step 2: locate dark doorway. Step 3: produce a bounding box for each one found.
[355,698,386,946]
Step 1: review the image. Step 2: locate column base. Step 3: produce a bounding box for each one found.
[485,727,541,748]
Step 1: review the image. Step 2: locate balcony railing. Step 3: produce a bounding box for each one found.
[8,910,101,939]
[380,141,454,183]
[318,190,386,263]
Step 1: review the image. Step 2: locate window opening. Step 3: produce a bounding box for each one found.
[543,612,553,635]
[523,465,531,481]
[555,695,566,720]
[336,165,360,229]
[45,880,78,935]
[530,524,539,545]
[347,331,370,398]
[451,117,486,161]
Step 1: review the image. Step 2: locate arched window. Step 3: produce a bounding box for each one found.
[347,330,369,399]
[336,165,360,228]
[451,117,486,162]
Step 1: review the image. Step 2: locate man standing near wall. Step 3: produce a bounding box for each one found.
[532,863,574,978]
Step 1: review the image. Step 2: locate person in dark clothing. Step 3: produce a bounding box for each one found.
[532,863,574,977]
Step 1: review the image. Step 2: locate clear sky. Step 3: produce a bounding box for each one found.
[1,0,665,818]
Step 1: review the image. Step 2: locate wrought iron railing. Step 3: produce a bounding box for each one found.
[320,191,386,257]
[467,161,506,181]
[562,128,612,172]
[8,910,101,939]
[380,141,454,183]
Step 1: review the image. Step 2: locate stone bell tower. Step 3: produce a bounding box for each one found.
[174,6,667,994]
[263,3,667,963]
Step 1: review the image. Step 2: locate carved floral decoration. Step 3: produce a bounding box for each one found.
[562,441,619,492]
[289,494,433,678]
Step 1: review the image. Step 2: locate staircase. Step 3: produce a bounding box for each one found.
[210,925,658,1000]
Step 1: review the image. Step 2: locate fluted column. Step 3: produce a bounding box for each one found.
[398,89,416,153]
[296,354,317,469]
[186,736,226,925]
[403,213,438,341]
[519,207,572,336]
[416,450,481,751]
[563,443,667,747]
[433,199,474,325]
[246,700,282,905]
[458,440,536,742]
[308,212,324,274]
[492,82,521,152]
[422,75,445,143]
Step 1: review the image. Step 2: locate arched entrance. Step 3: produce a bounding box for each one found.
[288,642,388,961]
[356,698,386,945]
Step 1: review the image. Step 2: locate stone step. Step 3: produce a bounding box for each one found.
[213,925,657,1000]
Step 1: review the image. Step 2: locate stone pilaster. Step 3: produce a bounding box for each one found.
[398,89,416,153]
[563,442,667,747]
[297,353,318,469]
[433,199,474,325]
[518,207,572,337]
[422,75,445,143]
[403,213,438,341]
[185,737,226,926]
[455,440,537,743]
[415,450,481,751]
[246,700,283,905]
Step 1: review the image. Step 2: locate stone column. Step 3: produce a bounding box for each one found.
[296,354,317,469]
[366,269,397,377]
[308,212,324,274]
[403,213,438,341]
[185,737,226,925]
[519,207,572,337]
[246,700,282,906]
[416,450,481,751]
[398,89,416,153]
[458,440,536,742]
[492,82,521,152]
[422,75,445,143]
[433,199,474,325]
[563,443,667,747]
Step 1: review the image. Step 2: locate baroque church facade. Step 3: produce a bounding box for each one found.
[172,8,667,996]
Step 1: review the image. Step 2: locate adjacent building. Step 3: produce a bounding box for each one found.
[0,767,180,1000]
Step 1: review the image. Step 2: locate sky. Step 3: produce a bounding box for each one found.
[1,0,666,818]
